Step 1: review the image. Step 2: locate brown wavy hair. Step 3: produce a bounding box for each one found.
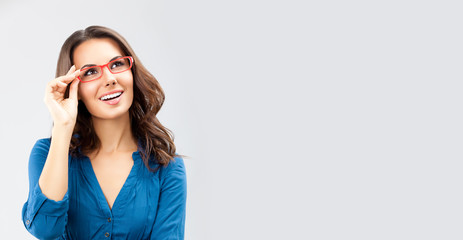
[56,25,181,171]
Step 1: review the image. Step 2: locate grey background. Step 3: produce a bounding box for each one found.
[0,0,462,239]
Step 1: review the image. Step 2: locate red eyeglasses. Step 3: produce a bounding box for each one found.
[77,56,134,83]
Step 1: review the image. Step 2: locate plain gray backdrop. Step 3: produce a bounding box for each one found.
[1,0,462,239]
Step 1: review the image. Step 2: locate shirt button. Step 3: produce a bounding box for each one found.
[107,218,111,222]
[25,220,30,225]
[105,232,110,237]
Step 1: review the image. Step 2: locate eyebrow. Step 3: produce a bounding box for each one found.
[80,56,123,70]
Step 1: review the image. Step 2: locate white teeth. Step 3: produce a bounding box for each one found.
[100,92,122,100]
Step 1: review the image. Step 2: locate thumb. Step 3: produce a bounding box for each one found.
[69,78,80,101]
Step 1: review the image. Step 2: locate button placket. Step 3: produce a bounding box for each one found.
[105,214,113,238]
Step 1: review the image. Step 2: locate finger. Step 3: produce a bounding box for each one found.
[44,84,63,104]
[56,81,67,88]
[48,80,67,93]
[55,79,69,93]
[73,69,81,77]
[46,79,65,93]
[46,76,71,98]
[56,74,75,83]
[56,70,80,84]
[69,78,80,100]
[66,65,76,75]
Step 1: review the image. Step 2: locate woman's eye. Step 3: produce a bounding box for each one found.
[84,69,98,76]
[110,60,125,69]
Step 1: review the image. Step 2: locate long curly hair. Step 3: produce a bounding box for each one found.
[56,25,180,171]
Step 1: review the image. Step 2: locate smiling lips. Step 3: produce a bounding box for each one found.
[99,90,124,105]
[100,91,122,100]
[99,90,123,100]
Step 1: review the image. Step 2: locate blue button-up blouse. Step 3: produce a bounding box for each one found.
[21,138,187,239]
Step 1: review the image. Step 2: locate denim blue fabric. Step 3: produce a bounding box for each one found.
[22,138,186,240]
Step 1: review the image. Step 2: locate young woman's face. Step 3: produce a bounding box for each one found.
[73,38,134,120]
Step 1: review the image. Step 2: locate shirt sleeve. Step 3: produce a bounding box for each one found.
[151,155,187,240]
[21,138,69,239]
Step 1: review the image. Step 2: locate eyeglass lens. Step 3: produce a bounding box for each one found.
[79,57,131,82]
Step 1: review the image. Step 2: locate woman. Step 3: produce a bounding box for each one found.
[21,26,187,239]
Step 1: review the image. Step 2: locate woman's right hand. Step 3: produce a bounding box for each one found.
[44,65,81,127]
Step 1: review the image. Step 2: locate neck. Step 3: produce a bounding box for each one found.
[91,112,137,154]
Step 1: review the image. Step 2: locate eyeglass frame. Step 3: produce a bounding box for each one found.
[77,56,134,83]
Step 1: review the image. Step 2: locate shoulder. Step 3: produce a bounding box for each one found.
[30,138,52,157]
[159,154,186,180]
[34,137,51,146]
[28,138,52,171]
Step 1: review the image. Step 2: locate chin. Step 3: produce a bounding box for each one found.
[88,104,132,120]
[83,94,133,120]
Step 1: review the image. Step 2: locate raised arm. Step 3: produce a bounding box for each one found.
[22,66,80,239]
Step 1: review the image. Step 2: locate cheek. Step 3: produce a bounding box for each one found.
[122,73,134,86]
[78,84,97,103]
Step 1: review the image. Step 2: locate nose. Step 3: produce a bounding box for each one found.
[101,67,117,87]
